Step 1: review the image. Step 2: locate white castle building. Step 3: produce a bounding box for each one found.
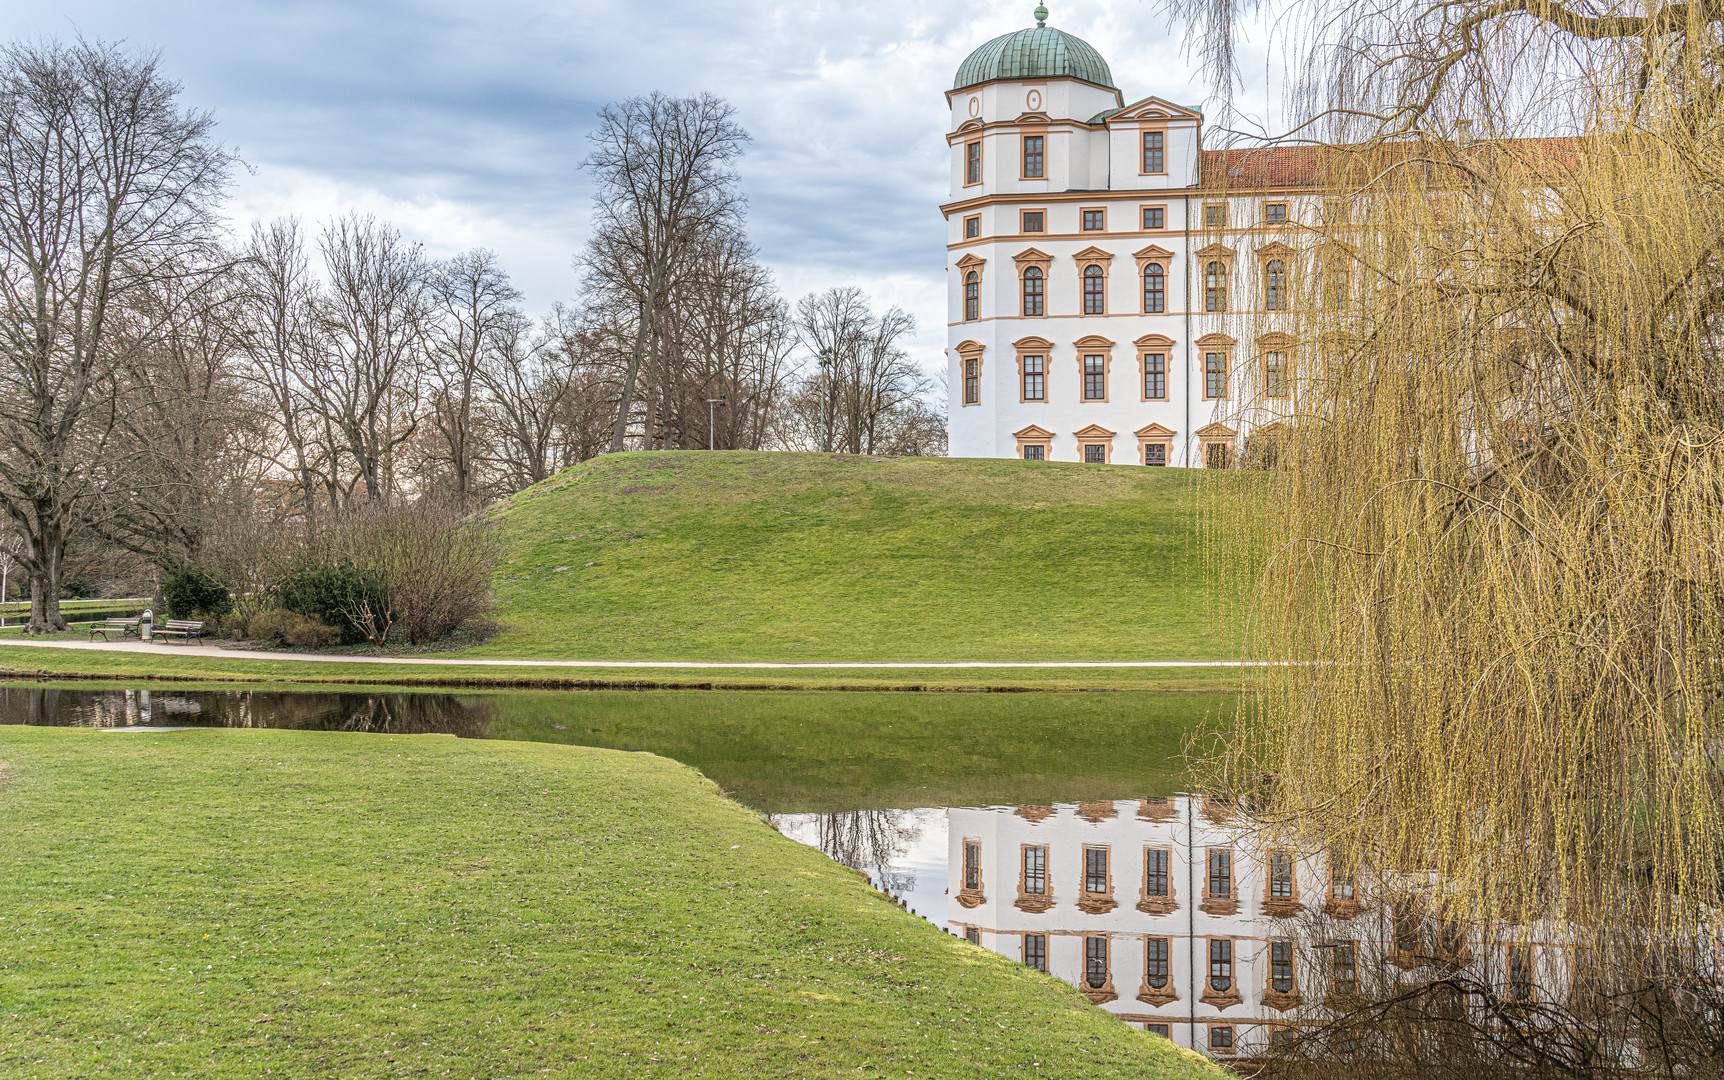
[944,6,1306,466]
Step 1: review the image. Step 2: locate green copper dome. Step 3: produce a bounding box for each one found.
[952,10,1115,92]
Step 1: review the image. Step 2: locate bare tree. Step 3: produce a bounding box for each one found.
[579,91,749,452]
[426,248,520,506]
[791,288,928,454]
[238,218,329,532]
[310,214,429,504]
[0,40,232,631]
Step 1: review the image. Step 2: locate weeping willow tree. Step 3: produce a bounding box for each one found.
[1174,0,1724,997]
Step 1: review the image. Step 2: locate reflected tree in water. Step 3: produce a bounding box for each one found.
[0,687,493,738]
[791,809,923,899]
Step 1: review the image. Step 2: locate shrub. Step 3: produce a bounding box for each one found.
[273,563,387,646]
[245,607,340,648]
[162,564,233,619]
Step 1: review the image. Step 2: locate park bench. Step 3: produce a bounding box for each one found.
[155,619,206,644]
[88,618,140,641]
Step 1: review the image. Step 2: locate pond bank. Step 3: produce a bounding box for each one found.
[0,726,1222,1079]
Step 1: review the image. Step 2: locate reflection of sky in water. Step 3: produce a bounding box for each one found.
[774,808,952,932]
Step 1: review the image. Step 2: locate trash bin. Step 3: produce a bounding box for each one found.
[141,608,153,642]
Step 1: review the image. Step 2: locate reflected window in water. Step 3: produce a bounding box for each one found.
[1023,933,1047,972]
[1269,851,1295,899]
[1145,847,1170,898]
[1208,848,1233,899]
[1146,936,1170,988]
[1022,845,1046,895]
[1084,846,1109,894]
[1210,938,1234,992]
[964,926,980,945]
[1084,936,1109,989]
[963,841,982,891]
[1147,1022,1170,1038]
[1209,1025,1235,1052]
[1272,940,1295,992]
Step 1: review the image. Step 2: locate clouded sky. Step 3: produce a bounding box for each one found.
[9,0,1272,371]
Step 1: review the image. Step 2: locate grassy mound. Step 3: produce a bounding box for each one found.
[0,728,1220,1078]
[479,451,1235,662]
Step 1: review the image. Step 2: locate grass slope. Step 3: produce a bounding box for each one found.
[477,451,1237,663]
[0,728,1219,1079]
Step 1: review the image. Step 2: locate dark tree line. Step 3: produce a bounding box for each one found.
[0,43,942,630]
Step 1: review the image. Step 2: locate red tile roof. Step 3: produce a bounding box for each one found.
[1198,137,1583,189]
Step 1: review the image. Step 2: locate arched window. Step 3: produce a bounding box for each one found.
[1143,264,1164,312]
[1205,261,1228,312]
[1083,265,1105,314]
[1022,267,1044,316]
[1264,259,1285,311]
[964,271,979,321]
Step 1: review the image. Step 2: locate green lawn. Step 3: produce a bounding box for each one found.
[472,451,1240,663]
[0,727,1221,1079]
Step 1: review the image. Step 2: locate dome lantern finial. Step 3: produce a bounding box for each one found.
[1034,4,1049,26]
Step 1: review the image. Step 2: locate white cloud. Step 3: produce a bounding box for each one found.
[9,0,1273,374]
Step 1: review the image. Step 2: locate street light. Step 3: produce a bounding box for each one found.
[706,395,727,451]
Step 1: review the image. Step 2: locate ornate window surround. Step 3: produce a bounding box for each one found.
[1134,244,1174,313]
[1135,333,1174,401]
[1073,334,1114,403]
[1014,247,1053,317]
[1196,422,1238,469]
[1135,422,1176,467]
[1014,335,1054,403]
[1013,424,1055,461]
[954,340,984,407]
[1197,332,1236,402]
[1071,245,1114,315]
[1072,423,1116,464]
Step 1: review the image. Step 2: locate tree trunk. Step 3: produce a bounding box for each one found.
[609,302,650,453]
[25,513,66,634]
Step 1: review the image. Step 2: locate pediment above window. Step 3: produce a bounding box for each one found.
[1073,423,1118,438]
[1135,422,1177,437]
[1014,424,1055,439]
[1134,333,1176,347]
[1196,332,1238,346]
[1012,335,1055,350]
[953,339,986,358]
[1195,243,1237,259]
[1114,96,1204,122]
[1257,241,1296,258]
[1134,243,1176,259]
[1071,245,1115,264]
[1013,247,1054,266]
[1072,334,1116,349]
[1195,422,1238,437]
[956,252,986,271]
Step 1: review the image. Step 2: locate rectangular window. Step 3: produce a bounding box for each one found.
[963,272,979,322]
[1394,899,1420,955]
[1269,851,1295,899]
[1144,443,1167,466]
[1204,202,1227,228]
[963,840,981,890]
[1084,847,1108,893]
[1264,351,1288,398]
[1023,933,1047,972]
[1263,201,1288,224]
[1083,443,1106,464]
[1145,847,1170,895]
[966,141,982,185]
[1082,266,1105,314]
[1023,844,1047,894]
[1208,849,1232,899]
[1142,130,1164,173]
[1210,1026,1234,1052]
[1507,945,1534,1003]
[1209,938,1233,992]
[1323,197,1348,225]
[1204,352,1228,400]
[1272,940,1295,992]
[1147,1023,1171,1038]
[1084,936,1109,989]
[1022,135,1044,178]
[1330,862,1355,899]
[1269,1028,1296,1052]
[1082,208,1105,231]
[1083,355,1106,400]
[1142,205,1165,229]
[1331,941,1358,996]
[1143,354,1166,400]
[1022,444,1045,461]
[1205,441,1232,469]
[1146,937,1170,988]
[1021,210,1044,232]
[963,358,979,405]
[1021,355,1045,401]
[964,926,980,945]
[963,215,980,238]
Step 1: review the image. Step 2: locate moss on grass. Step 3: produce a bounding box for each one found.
[0,727,1222,1078]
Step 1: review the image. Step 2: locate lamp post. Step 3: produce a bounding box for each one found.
[705,395,727,451]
